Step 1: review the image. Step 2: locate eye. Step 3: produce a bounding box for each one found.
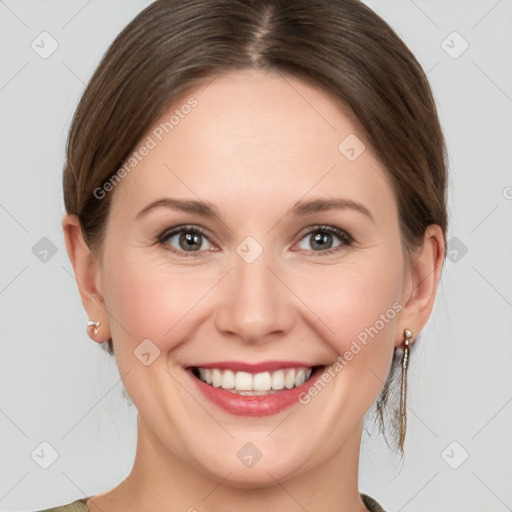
[158,225,215,256]
[295,225,352,255]
[157,224,353,257]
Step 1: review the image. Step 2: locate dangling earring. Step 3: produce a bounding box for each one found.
[399,328,415,451]
[87,320,101,335]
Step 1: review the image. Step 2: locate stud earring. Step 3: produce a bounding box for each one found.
[87,320,101,336]
[399,328,415,451]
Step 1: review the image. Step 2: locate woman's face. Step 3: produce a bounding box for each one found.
[94,69,412,485]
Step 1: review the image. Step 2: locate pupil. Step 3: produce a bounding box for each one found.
[311,232,332,250]
[180,232,201,251]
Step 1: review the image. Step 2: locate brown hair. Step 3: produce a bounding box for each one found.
[63,0,448,453]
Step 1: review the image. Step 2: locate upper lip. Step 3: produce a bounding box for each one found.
[185,361,323,373]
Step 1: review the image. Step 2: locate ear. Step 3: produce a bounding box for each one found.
[62,214,111,342]
[395,224,445,346]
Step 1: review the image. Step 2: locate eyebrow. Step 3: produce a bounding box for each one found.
[136,197,374,222]
[290,198,374,222]
[136,198,220,219]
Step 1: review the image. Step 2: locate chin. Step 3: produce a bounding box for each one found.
[192,440,314,489]
[205,459,307,489]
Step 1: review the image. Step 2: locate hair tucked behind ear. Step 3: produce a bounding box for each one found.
[63,0,448,452]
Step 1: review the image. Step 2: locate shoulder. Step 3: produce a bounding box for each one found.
[361,492,388,512]
[33,495,384,512]
[33,498,89,512]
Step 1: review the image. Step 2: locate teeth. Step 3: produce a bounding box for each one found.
[211,369,222,388]
[284,370,295,389]
[221,369,235,389]
[198,368,212,385]
[195,367,313,393]
[295,369,306,387]
[253,372,271,391]
[271,370,285,390]
[235,371,253,390]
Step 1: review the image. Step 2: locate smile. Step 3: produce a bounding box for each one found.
[185,362,327,416]
[192,366,314,395]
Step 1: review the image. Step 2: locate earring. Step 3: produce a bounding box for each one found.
[399,328,415,451]
[87,320,101,335]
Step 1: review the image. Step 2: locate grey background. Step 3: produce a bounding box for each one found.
[1,1,511,511]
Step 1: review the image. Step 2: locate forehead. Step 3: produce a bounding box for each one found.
[110,69,395,219]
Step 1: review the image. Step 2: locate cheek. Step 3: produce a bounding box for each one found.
[295,249,404,370]
[102,249,221,351]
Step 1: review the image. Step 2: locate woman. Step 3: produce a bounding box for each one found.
[39,0,447,510]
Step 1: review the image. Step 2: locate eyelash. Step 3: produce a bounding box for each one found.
[156,224,353,257]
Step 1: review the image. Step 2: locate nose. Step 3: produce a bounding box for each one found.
[214,247,296,344]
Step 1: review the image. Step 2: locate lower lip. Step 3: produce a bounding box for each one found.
[185,367,325,417]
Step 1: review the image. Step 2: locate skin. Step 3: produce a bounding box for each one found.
[63,69,444,512]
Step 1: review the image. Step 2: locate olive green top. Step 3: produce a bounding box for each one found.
[34,493,387,512]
